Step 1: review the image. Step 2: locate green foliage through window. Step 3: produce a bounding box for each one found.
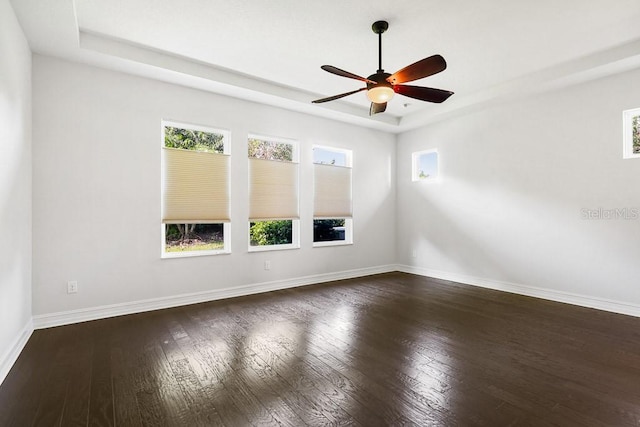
[164,126,224,153]
[248,138,293,161]
[165,223,224,252]
[250,220,293,246]
[633,115,639,154]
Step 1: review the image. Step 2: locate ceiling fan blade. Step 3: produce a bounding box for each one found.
[394,85,454,103]
[312,87,366,103]
[387,55,447,85]
[369,102,387,115]
[321,65,376,84]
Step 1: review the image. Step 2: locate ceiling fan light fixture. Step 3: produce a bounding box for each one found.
[367,85,395,103]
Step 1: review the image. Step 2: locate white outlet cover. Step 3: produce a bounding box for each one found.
[67,280,78,293]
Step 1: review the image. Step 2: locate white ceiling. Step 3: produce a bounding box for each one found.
[10,0,640,132]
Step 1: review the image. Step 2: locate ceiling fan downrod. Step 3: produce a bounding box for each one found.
[372,20,388,73]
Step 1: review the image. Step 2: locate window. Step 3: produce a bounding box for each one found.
[313,146,353,246]
[623,108,640,159]
[412,149,439,181]
[161,121,230,257]
[248,135,299,251]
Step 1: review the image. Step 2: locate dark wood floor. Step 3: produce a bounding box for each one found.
[1,272,640,426]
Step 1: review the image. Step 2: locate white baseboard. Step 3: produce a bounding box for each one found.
[9,263,639,388]
[32,264,396,329]
[0,319,34,386]
[32,263,640,330]
[397,264,640,318]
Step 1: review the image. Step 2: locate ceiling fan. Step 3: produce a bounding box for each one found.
[312,20,454,115]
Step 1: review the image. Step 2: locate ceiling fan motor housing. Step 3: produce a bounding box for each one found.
[366,72,392,91]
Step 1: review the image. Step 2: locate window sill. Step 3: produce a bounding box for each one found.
[412,177,440,183]
[162,250,230,259]
[248,244,300,253]
[313,241,353,248]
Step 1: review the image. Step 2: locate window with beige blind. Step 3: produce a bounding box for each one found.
[161,121,230,257]
[248,135,299,251]
[313,146,353,246]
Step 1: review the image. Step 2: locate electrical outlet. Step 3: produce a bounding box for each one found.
[412,250,417,258]
[67,281,78,294]
[264,260,271,271]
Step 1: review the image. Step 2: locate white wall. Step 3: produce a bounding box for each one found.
[26,38,640,323]
[0,0,32,378]
[32,55,396,316]
[397,68,640,310]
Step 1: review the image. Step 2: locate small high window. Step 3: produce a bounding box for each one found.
[313,146,353,246]
[248,136,299,251]
[161,121,231,257]
[623,108,640,159]
[412,149,439,182]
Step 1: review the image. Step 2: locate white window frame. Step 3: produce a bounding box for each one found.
[161,120,231,259]
[412,149,440,182]
[248,134,300,252]
[312,145,353,248]
[623,108,640,159]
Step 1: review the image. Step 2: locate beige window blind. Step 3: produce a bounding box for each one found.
[314,163,352,218]
[162,147,230,223]
[249,158,299,220]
